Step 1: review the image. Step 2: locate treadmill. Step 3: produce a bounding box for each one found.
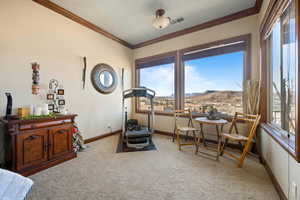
[122,87,155,149]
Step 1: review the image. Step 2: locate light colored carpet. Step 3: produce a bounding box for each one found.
[28,134,279,200]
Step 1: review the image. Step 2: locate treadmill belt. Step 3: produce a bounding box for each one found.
[116,134,157,153]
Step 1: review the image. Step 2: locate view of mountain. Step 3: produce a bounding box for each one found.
[140,90,243,114]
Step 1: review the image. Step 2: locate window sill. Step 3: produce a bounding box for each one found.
[260,123,297,160]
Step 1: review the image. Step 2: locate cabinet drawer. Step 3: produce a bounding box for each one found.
[19,120,72,131]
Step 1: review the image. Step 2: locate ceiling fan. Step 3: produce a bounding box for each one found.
[152,9,184,30]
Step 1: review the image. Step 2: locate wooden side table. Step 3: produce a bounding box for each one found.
[194,117,228,161]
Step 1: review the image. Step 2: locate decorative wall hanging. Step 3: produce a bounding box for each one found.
[82,57,87,90]
[47,79,65,113]
[31,63,40,95]
[91,63,118,94]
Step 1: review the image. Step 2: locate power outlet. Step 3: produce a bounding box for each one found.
[290,182,297,200]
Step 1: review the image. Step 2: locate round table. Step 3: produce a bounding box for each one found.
[194,117,228,160]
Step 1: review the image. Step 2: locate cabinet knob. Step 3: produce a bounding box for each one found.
[26,135,39,140]
[58,130,67,134]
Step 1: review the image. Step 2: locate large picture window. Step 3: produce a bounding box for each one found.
[183,51,244,115]
[136,53,176,113]
[135,35,251,115]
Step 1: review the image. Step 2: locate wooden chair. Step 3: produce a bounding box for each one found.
[173,109,200,151]
[220,112,261,168]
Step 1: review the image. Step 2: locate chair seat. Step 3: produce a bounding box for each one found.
[221,133,248,141]
[177,126,197,132]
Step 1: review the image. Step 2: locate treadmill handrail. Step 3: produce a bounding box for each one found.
[123,87,155,99]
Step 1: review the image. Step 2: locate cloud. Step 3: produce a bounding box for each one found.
[140,64,174,96]
[184,65,216,93]
[140,63,241,97]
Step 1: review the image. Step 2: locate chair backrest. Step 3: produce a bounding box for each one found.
[229,112,261,140]
[174,109,194,129]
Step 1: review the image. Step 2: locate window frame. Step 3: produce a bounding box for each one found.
[260,0,300,161]
[134,34,252,116]
[179,34,251,115]
[135,51,178,115]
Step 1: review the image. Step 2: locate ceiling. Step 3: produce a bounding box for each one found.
[49,0,257,46]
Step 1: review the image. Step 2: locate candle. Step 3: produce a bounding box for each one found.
[42,104,49,115]
[30,105,35,115]
[34,107,42,116]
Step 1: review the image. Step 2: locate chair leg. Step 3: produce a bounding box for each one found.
[216,125,221,161]
[220,138,228,156]
[185,131,189,141]
[176,129,181,151]
[192,131,198,154]
[200,124,207,147]
[238,142,243,152]
[196,131,202,154]
[237,142,252,168]
[172,127,176,142]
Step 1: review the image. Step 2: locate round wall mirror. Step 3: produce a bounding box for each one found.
[91,63,118,94]
[99,70,113,88]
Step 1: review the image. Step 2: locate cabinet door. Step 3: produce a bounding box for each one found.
[48,125,73,159]
[16,129,48,170]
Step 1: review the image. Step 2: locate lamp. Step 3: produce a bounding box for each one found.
[152,9,170,30]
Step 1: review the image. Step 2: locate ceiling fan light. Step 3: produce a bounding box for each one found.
[153,16,170,30]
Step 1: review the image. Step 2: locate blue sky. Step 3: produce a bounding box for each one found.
[140,51,244,96]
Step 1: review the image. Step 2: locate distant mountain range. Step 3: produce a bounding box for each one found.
[156,90,242,102]
[185,90,219,97]
[187,90,242,103]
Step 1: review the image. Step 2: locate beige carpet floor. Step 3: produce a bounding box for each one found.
[28,134,279,200]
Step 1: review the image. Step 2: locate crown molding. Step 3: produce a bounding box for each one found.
[32,0,133,49]
[132,0,263,49]
[32,0,263,50]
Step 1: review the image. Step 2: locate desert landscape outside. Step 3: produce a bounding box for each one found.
[138,51,244,116]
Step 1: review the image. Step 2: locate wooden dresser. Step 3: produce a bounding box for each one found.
[0,114,77,176]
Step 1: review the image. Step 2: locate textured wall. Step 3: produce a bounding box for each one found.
[0,0,133,139]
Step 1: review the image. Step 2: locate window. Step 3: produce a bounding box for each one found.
[268,1,296,142]
[136,54,176,113]
[260,0,300,160]
[135,35,251,115]
[183,51,244,115]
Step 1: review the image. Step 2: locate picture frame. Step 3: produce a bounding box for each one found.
[53,107,59,113]
[57,89,64,95]
[48,104,54,111]
[58,99,65,106]
[47,94,54,100]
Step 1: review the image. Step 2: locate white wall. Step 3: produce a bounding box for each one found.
[0,0,133,140]
[258,0,300,199]
[260,129,300,199]
[133,14,260,134]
